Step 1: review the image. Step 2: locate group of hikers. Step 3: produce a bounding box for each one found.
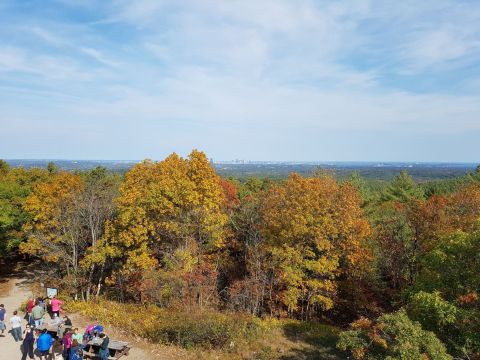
[0,296,110,360]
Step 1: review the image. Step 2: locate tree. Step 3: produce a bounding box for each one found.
[337,310,452,360]
[381,171,424,203]
[219,178,240,212]
[0,160,9,177]
[447,183,480,232]
[260,174,371,317]
[47,161,58,174]
[408,232,480,356]
[86,150,228,305]
[79,167,119,299]
[21,172,85,296]
[20,168,119,299]
[0,167,50,256]
[373,188,463,298]
[345,172,376,207]
[414,231,480,304]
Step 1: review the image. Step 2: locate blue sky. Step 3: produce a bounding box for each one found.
[1,0,479,161]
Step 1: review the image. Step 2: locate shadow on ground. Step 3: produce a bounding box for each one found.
[279,322,347,360]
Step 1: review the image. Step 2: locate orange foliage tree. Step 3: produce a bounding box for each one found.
[259,173,371,317]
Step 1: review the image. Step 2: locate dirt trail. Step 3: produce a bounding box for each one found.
[0,277,33,359]
[0,263,160,359]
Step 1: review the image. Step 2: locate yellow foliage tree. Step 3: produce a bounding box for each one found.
[86,150,227,303]
[260,173,371,315]
[21,171,85,292]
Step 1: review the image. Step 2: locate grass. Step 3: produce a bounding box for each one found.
[65,299,346,359]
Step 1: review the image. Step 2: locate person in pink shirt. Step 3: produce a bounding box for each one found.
[50,296,62,318]
[62,329,73,359]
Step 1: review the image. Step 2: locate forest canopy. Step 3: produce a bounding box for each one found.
[1,153,480,358]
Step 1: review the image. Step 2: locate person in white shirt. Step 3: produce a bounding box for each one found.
[10,310,22,342]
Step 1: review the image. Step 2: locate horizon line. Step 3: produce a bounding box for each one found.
[3,159,478,165]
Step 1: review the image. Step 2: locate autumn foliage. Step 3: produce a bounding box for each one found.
[5,154,480,357]
[259,174,371,314]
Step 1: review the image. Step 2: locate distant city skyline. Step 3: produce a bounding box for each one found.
[1,1,480,162]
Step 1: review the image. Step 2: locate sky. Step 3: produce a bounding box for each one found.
[1,0,480,162]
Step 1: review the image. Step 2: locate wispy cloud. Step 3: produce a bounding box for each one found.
[80,47,120,67]
[0,0,479,161]
[30,27,66,46]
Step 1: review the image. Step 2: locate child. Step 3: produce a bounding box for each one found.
[71,328,83,344]
[37,328,54,360]
[62,329,73,359]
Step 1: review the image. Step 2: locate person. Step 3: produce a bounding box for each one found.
[69,339,83,360]
[50,296,62,318]
[37,297,46,310]
[26,297,35,325]
[62,329,73,359]
[91,324,103,341]
[71,328,83,344]
[0,304,6,336]
[51,313,62,326]
[21,324,35,360]
[63,315,72,326]
[37,328,54,360]
[10,310,23,342]
[98,332,110,360]
[31,301,45,327]
[83,324,95,343]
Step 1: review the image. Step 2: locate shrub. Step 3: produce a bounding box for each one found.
[337,310,452,360]
[65,300,261,349]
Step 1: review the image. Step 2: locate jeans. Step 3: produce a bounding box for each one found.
[99,348,109,360]
[12,326,22,341]
[34,318,43,327]
[22,341,34,360]
[62,347,71,360]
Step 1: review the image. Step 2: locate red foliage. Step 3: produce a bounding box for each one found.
[219,178,240,210]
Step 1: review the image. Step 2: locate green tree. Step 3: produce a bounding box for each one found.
[0,160,9,177]
[381,171,424,203]
[407,232,480,356]
[337,310,452,360]
[407,291,457,332]
[0,167,49,256]
[415,231,480,300]
[47,161,59,174]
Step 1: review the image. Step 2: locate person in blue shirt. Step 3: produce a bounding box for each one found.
[0,304,6,336]
[36,329,54,360]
